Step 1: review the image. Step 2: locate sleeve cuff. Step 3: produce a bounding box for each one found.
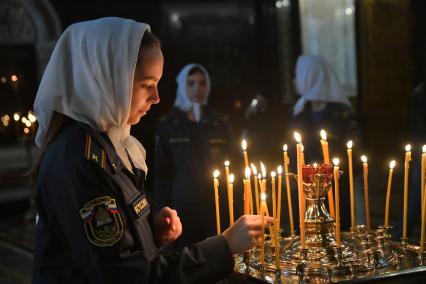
[196,235,234,280]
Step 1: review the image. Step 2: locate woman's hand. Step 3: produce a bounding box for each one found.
[154,207,182,245]
[222,215,273,254]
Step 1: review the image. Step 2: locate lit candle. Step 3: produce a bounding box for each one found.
[385,160,396,226]
[277,166,283,235]
[243,167,251,215]
[361,155,371,232]
[260,162,267,196]
[421,146,426,253]
[213,170,221,235]
[333,158,341,246]
[403,144,412,239]
[347,140,355,233]
[251,163,260,214]
[283,144,295,236]
[294,132,306,248]
[422,145,426,210]
[229,173,235,225]
[271,171,277,222]
[260,192,266,264]
[242,139,249,169]
[246,167,254,215]
[301,144,305,166]
[320,129,335,217]
[224,161,231,225]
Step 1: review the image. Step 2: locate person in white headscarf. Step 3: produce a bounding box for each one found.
[153,64,236,248]
[31,18,270,284]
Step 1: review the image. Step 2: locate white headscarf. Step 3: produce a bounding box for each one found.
[293,55,351,116]
[174,63,211,122]
[34,17,150,173]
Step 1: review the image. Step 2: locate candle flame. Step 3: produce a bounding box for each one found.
[224,160,230,167]
[277,165,283,174]
[405,144,411,152]
[423,145,426,153]
[245,167,251,179]
[241,139,247,151]
[361,155,367,163]
[260,162,266,178]
[213,170,220,178]
[229,174,235,184]
[389,160,396,169]
[257,173,262,179]
[320,129,327,141]
[283,144,288,152]
[347,140,353,149]
[313,162,318,168]
[301,144,304,152]
[261,192,266,201]
[271,171,276,178]
[333,158,340,166]
[251,163,258,175]
[294,132,302,143]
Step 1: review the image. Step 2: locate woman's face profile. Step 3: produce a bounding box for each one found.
[186,71,207,103]
[128,45,163,125]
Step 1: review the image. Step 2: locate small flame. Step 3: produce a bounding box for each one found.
[271,171,276,178]
[347,140,353,149]
[224,160,230,167]
[405,144,411,152]
[241,139,247,151]
[301,144,304,152]
[313,162,318,168]
[257,173,262,179]
[260,162,266,178]
[294,132,302,143]
[213,170,220,178]
[283,144,288,152]
[229,174,235,184]
[390,160,396,169]
[320,129,327,141]
[423,145,426,153]
[361,155,367,163]
[245,167,251,179]
[277,165,282,174]
[261,192,267,201]
[251,163,258,175]
[333,158,340,166]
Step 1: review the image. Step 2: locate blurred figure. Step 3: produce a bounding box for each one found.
[289,55,362,229]
[153,63,233,248]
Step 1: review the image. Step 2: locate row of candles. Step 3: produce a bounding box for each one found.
[212,130,426,257]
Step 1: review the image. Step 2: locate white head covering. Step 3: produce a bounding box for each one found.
[174,63,211,122]
[34,17,150,173]
[293,55,351,116]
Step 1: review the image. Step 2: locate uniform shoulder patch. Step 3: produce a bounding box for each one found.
[79,196,124,247]
[84,134,107,168]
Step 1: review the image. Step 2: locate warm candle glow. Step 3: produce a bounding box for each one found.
[245,167,251,179]
[313,162,318,168]
[283,144,288,152]
[361,155,367,163]
[213,170,220,178]
[229,174,235,184]
[390,160,396,169]
[347,140,353,149]
[251,163,258,175]
[224,160,230,167]
[277,165,282,175]
[333,158,340,166]
[423,145,426,153]
[260,162,266,178]
[258,173,261,180]
[242,139,247,151]
[320,129,327,141]
[261,192,266,201]
[294,132,302,143]
[405,144,411,152]
[271,171,276,178]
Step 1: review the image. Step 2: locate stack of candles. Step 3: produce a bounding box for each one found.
[212,131,426,254]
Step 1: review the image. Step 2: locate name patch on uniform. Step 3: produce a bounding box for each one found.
[79,196,123,247]
[131,194,150,218]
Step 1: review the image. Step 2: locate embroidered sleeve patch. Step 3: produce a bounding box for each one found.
[79,196,124,247]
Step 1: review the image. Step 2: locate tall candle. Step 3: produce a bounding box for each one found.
[422,146,426,210]
[224,161,231,225]
[361,155,371,232]
[403,144,412,239]
[283,144,295,236]
[277,166,283,235]
[243,167,251,215]
[260,193,266,264]
[301,144,305,166]
[421,145,426,253]
[385,160,396,226]
[213,170,221,235]
[347,140,355,233]
[294,132,306,248]
[242,139,249,169]
[320,129,335,217]
[251,163,260,214]
[246,168,254,215]
[333,158,341,246]
[229,173,235,225]
[271,171,277,222]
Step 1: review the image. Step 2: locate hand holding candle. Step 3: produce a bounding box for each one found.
[385,160,396,226]
[333,158,341,246]
[213,170,221,235]
[403,144,412,239]
[361,155,371,232]
[347,140,355,233]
